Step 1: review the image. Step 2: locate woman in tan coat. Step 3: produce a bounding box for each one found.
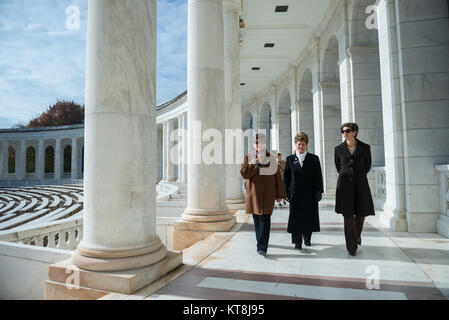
[241,133,286,257]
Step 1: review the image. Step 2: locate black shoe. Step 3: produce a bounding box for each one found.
[295,243,302,250]
[257,250,267,257]
[349,251,357,256]
[305,241,311,247]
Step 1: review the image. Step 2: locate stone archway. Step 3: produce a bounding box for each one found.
[321,35,342,197]
[25,146,36,174]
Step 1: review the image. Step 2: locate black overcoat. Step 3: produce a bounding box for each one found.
[283,153,323,234]
[334,139,375,217]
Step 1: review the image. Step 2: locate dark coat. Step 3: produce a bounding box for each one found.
[241,151,286,215]
[334,139,375,217]
[283,152,323,234]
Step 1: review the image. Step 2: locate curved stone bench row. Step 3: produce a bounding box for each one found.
[0,185,85,231]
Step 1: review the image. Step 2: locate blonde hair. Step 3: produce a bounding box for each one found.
[294,132,309,145]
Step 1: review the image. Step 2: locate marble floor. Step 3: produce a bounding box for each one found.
[145,205,449,300]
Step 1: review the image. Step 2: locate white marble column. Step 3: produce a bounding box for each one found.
[71,137,78,180]
[181,113,188,183]
[54,138,61,180]
[18,140,26,180]
[224,0,244,207]
[320,82,341,197]
[71,0,167,272]
[166,119,176,182]
[37,139,45,180]
[157,125,163,182]
[180,0,234,227]
[297,101,315,153]
[377,0,449,233]
[162,121,168,182]
[270,88,279,153]
[347,47,384,168]
[1,141,8,180]
[177,115,184,183]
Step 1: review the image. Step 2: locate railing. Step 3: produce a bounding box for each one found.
[0,214,83,250]
[435,165,449,216]
[0,183,180,250]
[372,167,386,200]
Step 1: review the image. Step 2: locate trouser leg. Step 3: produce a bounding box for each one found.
[354,216,365,243]
[253,214,261,244]
[303,232,312,244]
[292,233,302,245]
[343,215,357,253]
[256,214,271,252]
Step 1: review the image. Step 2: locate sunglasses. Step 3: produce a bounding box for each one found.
[341,129,354,134]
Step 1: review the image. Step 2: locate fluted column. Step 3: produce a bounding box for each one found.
[37,139,45,180]
[224,0,244,208]
[54,138,61,180]
[179,0,234,228]
[71,137,78,180]
[71,0,167,272]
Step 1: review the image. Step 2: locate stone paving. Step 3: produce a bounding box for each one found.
[145,204,449,300]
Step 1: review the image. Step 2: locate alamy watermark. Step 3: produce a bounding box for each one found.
[365,265,380,290]
[65,264,80,290]
[365,5,378,30]
[66,5,80,30]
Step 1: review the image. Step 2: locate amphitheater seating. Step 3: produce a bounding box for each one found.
[0,185,85,231]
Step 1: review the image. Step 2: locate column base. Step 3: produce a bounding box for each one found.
[173,216,237,251]
[437,214,449,239]
[226,198,246,211]
[378,206,408,232]
[45,250,182,299]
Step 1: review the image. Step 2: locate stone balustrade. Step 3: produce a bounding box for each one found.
[372,167,386,200]
[435,165,449,238]
[435,165,449,216]
[0,215,83,250]
[371,166,386,210]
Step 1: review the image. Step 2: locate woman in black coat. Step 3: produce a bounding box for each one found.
[283,132,323,250]
[334,123,375,256]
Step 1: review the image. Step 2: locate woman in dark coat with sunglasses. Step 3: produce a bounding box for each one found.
[334,123,375,256]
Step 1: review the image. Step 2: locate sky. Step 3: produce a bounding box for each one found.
[0,0,188,129]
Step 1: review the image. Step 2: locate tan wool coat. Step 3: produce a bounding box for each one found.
[240,152,286,215]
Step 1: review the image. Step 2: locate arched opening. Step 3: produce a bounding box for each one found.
[298,69,315,154]
[278,88,293,158]
[321,36,342,197]
[8,146,15,174]
[26,146,36,173]
[45,146,55,174]
[63,145,72,174]
[348,0,385,168]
